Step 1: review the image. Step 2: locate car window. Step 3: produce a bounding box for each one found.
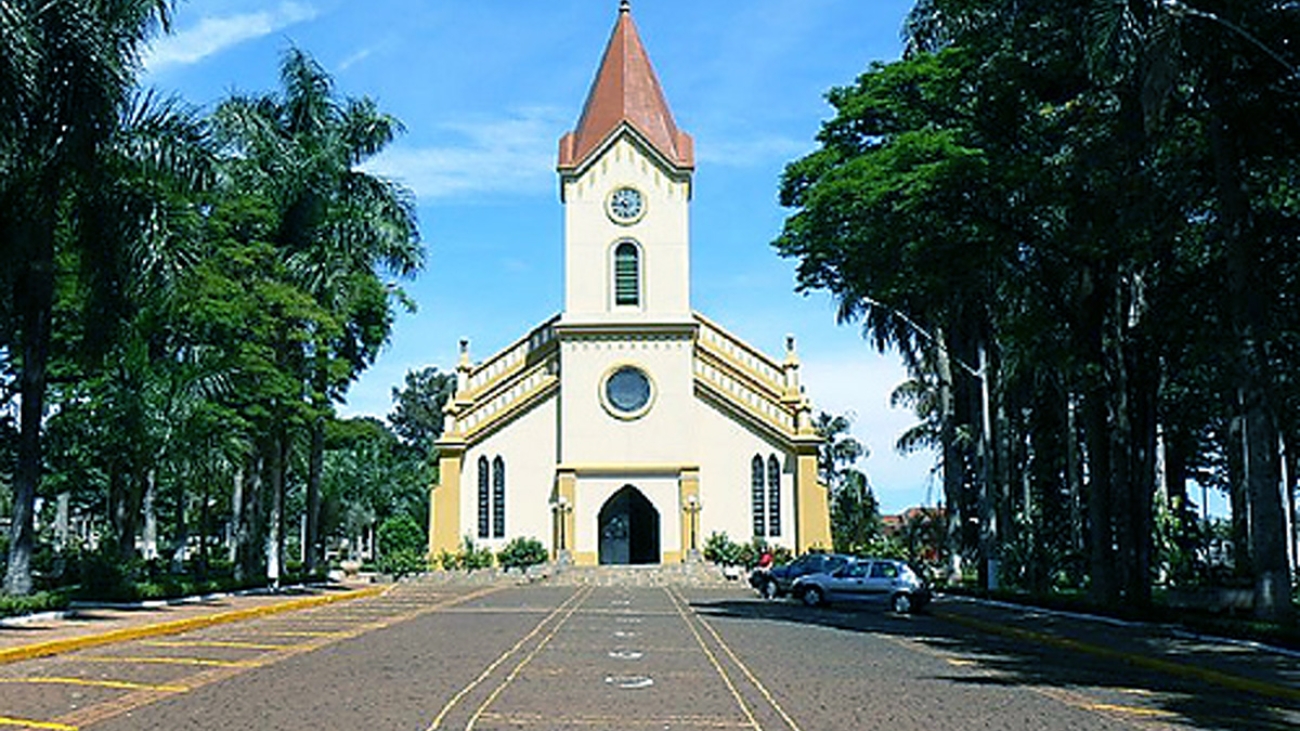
[841,563,868,578]
[826,556,848,571]
[869,562,898,579]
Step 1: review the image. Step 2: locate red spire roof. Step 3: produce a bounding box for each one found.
[558,2,694,172]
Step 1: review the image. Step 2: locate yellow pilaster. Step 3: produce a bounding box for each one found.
[678,468,700,562]
[553,468,577,561]
[431,445,464,556]
[794,446,831,553]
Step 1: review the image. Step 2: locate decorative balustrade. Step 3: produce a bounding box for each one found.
[693,359,794,434]
[694,316,785,395]
[460,360,558,436]
[464,317,558,396]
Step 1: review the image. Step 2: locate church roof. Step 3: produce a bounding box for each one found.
[558,1,694,173]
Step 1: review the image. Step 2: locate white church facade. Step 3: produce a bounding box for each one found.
[429,2,831,565]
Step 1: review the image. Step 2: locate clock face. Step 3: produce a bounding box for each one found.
[608,186,644,224]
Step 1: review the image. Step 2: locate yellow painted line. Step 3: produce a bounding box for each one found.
[428,586,591,731]
[463,587,591,731]
[0,677,188,692]
[1085,703,1179,719]
[946,658,977,667]
[665,588,761,731]
[239,629,351,637]
[672,587,803,731]
[0,716,77,731]
[139,640,290,651]
[0,586,386,666]
[934,609,1300,704]
[75,655,260,669]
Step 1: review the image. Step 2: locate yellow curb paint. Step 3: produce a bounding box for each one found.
[74,655,262,665]
[933,609,1300,704]
[0,677,188,692]
[1084,703,1179,718]
[238,629,351,637]
[140,640,291,651]
[75,655,261,669]
[0,716,77,731]
[0,586,384,666]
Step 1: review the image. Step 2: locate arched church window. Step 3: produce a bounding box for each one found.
[492,456,506,538]
[477,456,490,539]
[614,241,640,306]
[767,455,781,537]
[751,455,766,538]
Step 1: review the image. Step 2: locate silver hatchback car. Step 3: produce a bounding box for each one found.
[791,557,931,614]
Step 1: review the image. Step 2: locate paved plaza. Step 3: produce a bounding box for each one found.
[0,576,1296,730]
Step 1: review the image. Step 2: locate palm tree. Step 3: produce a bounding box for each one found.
[0,0,197,596]
[213,48,422,578]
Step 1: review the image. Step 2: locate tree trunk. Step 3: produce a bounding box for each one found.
[1228,411,1251,577]
[1211,96,1294,623]
[171,478,187,574]
[266,431,285,585]
[1242,391,1292,623]
[117,470,145,563]
[305,412,324,575]
[229,463,242,565]
[4,220,53,596]
[935,327,964,573]
[233,447,263,583]
[1066,393,1085,560]
[143,468,158,561]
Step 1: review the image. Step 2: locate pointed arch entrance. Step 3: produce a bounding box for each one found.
[598,485,660,565]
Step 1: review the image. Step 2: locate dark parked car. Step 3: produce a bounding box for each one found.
[791,557,931,614]
[750,552,852,599]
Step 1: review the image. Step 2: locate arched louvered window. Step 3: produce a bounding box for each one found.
[476,456,490,539]
[751,455,766,538]
[767,455,782,537]
[492,456,506,538]
[614,242,640,306]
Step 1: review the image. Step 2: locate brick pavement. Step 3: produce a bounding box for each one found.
[0,582,385,664]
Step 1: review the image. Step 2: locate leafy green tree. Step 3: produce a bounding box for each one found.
[213,48,422,577]
[390,367,456,460]
[779,0,1297,623]
[811,411,882,554]
[0,1,214,595]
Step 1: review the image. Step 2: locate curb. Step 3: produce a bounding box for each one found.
[931,607,1300,704]
[0,585,387,666]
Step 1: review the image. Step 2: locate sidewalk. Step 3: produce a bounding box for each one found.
[931,595,1300,706]
[0,582,385,664]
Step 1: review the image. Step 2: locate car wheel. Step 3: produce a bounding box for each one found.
[891,592,913,614]
[800,586,824,607]
[761,579,779,600]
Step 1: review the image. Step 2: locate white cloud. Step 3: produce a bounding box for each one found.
[364,108,566,200]
[145,2,319,72]
[338,46,375,72]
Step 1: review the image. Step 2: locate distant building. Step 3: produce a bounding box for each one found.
[428,3,830,565]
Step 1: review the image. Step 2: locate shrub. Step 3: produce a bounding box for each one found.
[460,537,495,571]
[378,515,426,557]
[435,537,494,572]
[377,548,429,579]
[435,549,459,571]
[704,532,743,566]
[497,537,549,571]
[0,590,71,619]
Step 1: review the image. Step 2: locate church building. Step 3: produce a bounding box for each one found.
[429,2,831,565]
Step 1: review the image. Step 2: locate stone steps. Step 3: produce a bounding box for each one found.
[546,562,734,587]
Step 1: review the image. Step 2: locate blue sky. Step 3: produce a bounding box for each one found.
[141,0,945,514]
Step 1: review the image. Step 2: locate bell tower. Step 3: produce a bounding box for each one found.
[557,0,694,326]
